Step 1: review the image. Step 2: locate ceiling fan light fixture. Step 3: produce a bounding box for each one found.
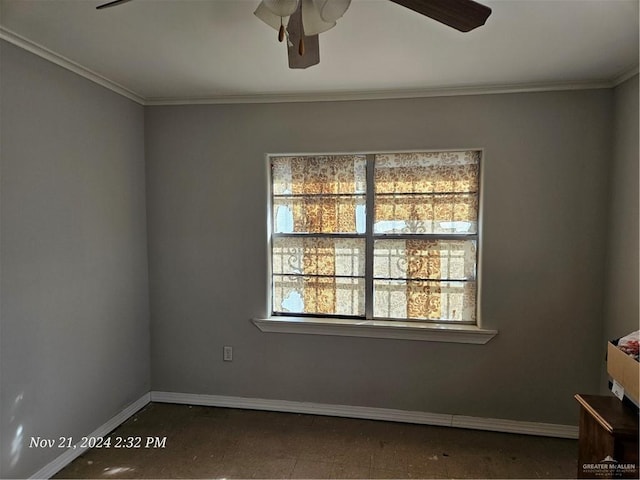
[263,0,300,17]
[96,0,493,70]
[301,0,336,35]
[312,0,351,22]
[254,1,288,30]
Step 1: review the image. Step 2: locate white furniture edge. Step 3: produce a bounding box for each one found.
[2,25,636,106]
[253,317,498,344]
[29,393,150,480]
[151,391,578,439]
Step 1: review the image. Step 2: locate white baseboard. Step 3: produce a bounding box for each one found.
[28,390,577,479]
[450,415,578,439]
[150,391,578,439]
[29,393,150,480]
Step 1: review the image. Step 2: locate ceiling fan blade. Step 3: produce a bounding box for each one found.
[287,1,320,69]
[389,0,491,32]
[96,0,133,10]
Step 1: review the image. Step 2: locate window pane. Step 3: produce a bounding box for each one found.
[374,151,479,235]
[270,150,481,324]
[375,151,479,194]
[273,195,366,234]
[272,155,367,234]
[374,239,476,281]
[374,193,478,234]
[272,155,367,195]
[273,275,365,316]
[373,280,476,322]
[273,237,366,277]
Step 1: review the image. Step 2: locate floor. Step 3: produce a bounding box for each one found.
[54,403,577,479]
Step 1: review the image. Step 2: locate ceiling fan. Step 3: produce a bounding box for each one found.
[96,0,492,69]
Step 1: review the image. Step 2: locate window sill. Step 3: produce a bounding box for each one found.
[251,317,497,344]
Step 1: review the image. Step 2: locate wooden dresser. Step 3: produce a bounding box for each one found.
[575,394,639,479]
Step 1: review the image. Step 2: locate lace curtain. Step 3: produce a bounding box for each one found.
[272,155,366,316]
[373,151,479,321]
[271,151,479,322]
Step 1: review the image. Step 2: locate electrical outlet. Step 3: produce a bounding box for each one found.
[223,345,233,362]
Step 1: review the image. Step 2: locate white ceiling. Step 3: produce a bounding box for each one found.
[0,0,638,104]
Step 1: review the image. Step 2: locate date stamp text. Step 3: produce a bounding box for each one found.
[29,436,167,449]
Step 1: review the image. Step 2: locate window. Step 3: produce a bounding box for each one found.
[269,150,480,325]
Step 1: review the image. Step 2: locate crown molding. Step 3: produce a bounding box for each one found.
[612,66,640,86]
[1,26,633,106]
[144,80,614,106]
[0,27,146,105]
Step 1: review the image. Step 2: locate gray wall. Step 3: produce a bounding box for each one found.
[1,35,632,477]
[145,89,613,426]
[603,75,639,344]
[0,42,150,479]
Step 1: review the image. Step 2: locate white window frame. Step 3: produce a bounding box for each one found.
[253,149,497,344]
